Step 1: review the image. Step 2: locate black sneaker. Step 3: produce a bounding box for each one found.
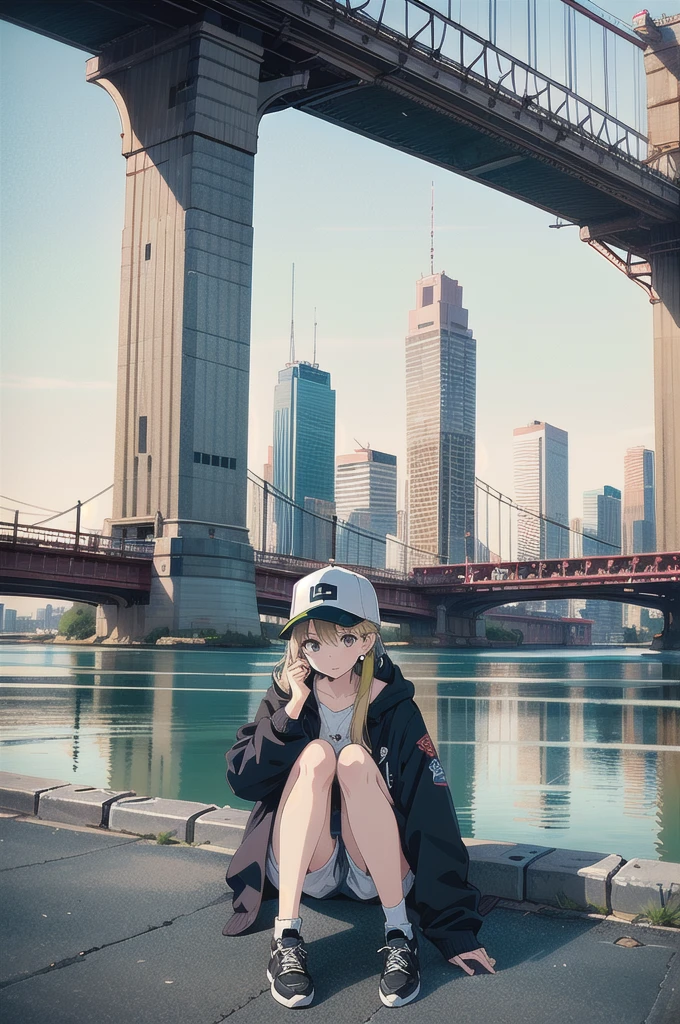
[377,929,421,1007]
[267,929,314,1008]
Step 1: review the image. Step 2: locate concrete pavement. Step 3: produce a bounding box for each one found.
[1,813,679,1024]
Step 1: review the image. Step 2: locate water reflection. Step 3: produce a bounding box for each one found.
[0,645,678,862]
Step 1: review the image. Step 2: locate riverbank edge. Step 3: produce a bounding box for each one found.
[1,771,678,925]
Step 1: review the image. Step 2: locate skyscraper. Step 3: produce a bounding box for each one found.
[336,447,398,568]
[623,447,656,554]
[405,272,476,564]
[583,485,623,642]
[583,486,622,557]
[513,421,569,560]
[4,609,17,632]
[570,517,583,558]
[273,361,336,557]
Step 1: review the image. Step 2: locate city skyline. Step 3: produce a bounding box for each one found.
[0,14,660,612]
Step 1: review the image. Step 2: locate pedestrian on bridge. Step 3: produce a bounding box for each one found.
[223,564,495,1008]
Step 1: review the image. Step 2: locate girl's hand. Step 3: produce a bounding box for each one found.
[285,656,312,707]
[448,947,496,975]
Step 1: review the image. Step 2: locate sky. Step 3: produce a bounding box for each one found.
[0,3,659,614]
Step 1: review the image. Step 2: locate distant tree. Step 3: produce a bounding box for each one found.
[58,604,96,639]
[623,625,638,643]
[486,623,522,643]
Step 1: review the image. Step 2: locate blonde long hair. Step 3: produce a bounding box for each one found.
[275,618,380,752]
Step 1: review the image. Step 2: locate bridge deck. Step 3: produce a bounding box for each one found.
[2,0,677,257]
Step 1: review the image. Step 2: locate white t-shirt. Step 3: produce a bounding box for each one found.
[314,679,354,755]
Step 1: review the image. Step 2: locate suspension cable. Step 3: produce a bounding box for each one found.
[32,484,114,527]
[0,495,61,514]
[475,478,620,551]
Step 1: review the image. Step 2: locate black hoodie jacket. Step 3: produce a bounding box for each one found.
[222,654,484,960]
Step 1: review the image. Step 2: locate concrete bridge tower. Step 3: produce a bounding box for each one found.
[634,11,680,552]
[87,18,305,639]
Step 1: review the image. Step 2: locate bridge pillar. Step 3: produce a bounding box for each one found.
[434,602,489,647]
[651,597,680,651]
[86,20,305,638]
[637,14,680,550]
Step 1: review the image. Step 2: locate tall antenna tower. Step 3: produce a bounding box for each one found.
[289,263,296,364]
[313,307,318,366]
[430,180,435,275]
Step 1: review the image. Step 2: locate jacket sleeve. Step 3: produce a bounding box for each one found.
[394,704,484,960]
[225,683,310,802]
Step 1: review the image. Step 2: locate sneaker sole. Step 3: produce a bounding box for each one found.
[266,968,314,1008]
[379,980,421,1008]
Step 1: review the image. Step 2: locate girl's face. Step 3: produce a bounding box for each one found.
[299,621,375,680]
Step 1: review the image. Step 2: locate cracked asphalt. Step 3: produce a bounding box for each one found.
[1,813,679,1024]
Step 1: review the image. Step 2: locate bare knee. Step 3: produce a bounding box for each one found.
[336,743,374,792]
[296,739,336,787]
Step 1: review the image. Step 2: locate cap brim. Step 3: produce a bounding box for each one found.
[279,606,364,641]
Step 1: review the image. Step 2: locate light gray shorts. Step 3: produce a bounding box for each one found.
[266,837,415,902]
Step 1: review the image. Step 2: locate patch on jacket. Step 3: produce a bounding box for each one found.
[428,757,448,786]
[417,733,437,758]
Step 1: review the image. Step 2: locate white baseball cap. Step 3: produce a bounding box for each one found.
[279,564,381,640]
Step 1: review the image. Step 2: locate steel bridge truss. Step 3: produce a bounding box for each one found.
[321,0,654,171]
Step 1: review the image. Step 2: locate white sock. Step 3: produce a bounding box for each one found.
[274,916,302,939]
[383,898,413,940]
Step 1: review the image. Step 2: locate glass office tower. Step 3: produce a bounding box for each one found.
[623,446,656,555]
[336,447,398,568]
[583,485,623,643]
[273,361,335,558]
[513,421,569,560]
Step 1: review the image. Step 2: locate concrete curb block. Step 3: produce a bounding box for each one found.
[0,772,72,815]
[37,786,136,828]
[611,858,680,919]
[2,772,679,919]
[193,805,250,848]
[108,796,218,843]
[526,849,624,912]
[464,839,555,900]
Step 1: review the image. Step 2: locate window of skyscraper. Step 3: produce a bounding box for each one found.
[422,286,433,306]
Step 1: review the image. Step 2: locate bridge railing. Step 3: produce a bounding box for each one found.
[254,550,411,583]
[411,551,680,585]
[322,0,654,170]
[0,521,154,559]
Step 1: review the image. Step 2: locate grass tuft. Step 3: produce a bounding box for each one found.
[555,891,588,912]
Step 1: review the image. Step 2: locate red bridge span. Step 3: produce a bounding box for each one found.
[2,523,679,647]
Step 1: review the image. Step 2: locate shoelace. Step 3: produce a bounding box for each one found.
[376,943,414,975]
[276,940,308,975]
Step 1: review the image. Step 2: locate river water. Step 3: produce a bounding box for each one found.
[1,644,678,863]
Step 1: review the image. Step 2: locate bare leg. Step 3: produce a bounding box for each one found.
[336,744,410,908]
[271,739,337,920]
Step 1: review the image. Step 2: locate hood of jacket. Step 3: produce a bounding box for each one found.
[367,653,415,722]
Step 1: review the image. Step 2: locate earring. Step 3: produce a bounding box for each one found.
[358,654,365,662]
